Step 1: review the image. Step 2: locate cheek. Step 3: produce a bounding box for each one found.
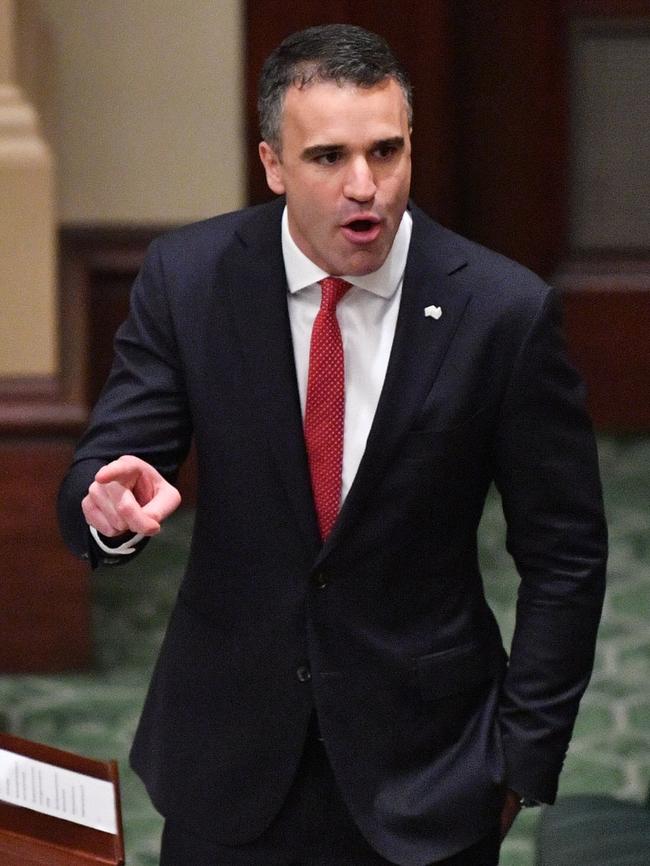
[299,189,337,230]
[286,193,332,252]
[383,160,411,194]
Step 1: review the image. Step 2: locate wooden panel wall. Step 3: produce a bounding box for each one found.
[58,226,170,408]
[559,2,650,429]
[0,368,90,671]
[0,437,90,672]
[557,261,650,429]
[453,0,569,276]
[59,227,198,500]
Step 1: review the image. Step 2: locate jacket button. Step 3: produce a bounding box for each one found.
[313,572,328,589]
[296,665,312,683]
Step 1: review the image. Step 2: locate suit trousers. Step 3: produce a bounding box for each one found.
[159,723,501,866]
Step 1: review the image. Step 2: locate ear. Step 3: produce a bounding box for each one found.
[258,141,286,195]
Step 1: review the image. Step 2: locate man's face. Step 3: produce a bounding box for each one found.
[259,78,412,276]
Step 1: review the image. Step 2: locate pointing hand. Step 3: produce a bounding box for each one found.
[82,455,181,537]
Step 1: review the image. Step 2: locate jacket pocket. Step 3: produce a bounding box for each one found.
[415,640,502,702]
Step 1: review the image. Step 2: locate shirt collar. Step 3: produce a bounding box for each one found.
[282,206,412,299]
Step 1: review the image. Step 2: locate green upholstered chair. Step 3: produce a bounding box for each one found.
[536,792,650,865]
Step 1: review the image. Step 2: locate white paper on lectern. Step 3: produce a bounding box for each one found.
[0,748,118,834]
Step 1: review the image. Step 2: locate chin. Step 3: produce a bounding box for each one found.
[345,253,388,276]
[335,246,386,275]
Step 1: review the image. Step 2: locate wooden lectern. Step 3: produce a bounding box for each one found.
[0,732,125,865]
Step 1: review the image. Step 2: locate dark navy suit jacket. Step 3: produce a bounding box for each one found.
[58,198,607,866]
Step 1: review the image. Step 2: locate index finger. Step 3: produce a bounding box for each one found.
[95,455,150,486]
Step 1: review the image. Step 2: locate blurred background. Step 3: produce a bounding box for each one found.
[1,2,649,864]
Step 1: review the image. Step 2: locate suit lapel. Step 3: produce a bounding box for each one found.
[318,207,472,561]
[220,200,320,548]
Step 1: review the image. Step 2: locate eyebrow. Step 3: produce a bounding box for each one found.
[301,144,344,160]
[301,136,405,161]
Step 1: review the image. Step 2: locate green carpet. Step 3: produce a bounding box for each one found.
[1,435,648,865]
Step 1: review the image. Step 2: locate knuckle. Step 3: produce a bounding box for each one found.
[115,500,133,518]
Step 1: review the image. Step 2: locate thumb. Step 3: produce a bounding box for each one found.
[140,480,182,525]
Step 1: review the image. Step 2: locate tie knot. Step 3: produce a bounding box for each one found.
[319,277,352,311]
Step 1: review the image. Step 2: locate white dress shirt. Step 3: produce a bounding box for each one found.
[283,206,412,503]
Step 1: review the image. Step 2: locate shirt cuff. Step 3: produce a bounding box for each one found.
[89,525,146,556]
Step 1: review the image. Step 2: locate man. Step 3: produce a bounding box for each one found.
[58,24,607,866]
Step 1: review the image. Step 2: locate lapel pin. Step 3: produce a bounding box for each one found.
[424,304,442,320]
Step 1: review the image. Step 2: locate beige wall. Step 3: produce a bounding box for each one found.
[0,0,12,82]
[20,0,245,225]
[1,0,244,380]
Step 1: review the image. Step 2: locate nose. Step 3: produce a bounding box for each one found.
[343,156,377,203]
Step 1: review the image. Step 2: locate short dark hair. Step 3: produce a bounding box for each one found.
[258,24,413,151]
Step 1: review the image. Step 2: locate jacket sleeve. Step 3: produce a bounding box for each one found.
[57,237,193,565]
[493,288,607,804]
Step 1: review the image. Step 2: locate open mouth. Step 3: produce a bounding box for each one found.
[347,219,376,232]
[340,216,382,244]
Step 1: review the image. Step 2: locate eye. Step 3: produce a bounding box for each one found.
[315,151,342,166]
[373,142,398,160]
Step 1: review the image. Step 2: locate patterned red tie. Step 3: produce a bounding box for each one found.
[304,277,352,540]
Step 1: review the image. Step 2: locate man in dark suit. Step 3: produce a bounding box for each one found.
[58,24,607,866]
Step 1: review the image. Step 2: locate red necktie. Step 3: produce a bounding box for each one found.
[304,277,352,540]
